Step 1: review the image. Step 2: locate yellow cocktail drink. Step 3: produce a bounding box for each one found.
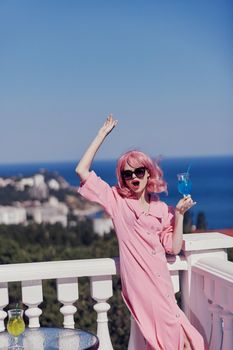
[7,316,25,337]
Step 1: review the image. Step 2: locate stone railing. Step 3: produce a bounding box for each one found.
[192,257,233,350]
[0,258,117,350]
[180,232,233,350]
[0,232,233,350]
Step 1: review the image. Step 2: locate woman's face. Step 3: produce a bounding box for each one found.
[121,164,149,196]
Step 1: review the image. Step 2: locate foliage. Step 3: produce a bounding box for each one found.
[183,211,193,233]
[227,248,233,262]
[0,185,31,205]
[196,211,207,230]
[183,210,208,233]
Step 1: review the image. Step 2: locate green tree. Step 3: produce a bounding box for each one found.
[183,211,193,233]
[196,211,207,230]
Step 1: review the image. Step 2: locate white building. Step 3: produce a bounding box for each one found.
[33,174,45,186]
[29,174,48,199]
[48,179,60,191]
[25,197,69,227]
[93,217,114,236]
[15,177,34,191]
[0,178,14,187]
[0,206,27,225]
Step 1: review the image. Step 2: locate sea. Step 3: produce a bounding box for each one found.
[0,155,232,230]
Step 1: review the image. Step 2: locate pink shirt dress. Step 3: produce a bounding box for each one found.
[78,171,206,350]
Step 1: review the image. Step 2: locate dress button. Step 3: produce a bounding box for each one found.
[151,225,155,230]
[156,273,160,277]
[145,213,149,216]
[147,232,151,235]
[176,313,180,318]
[166,293,170,297]
[152,250,156,255]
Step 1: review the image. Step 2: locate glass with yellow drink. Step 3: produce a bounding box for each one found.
[7,309,25,349]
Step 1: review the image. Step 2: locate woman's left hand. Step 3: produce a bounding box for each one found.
[175,195,196,215]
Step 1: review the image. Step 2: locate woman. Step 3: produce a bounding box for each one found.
[76,115,206,350]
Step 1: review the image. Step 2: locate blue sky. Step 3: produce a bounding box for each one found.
[0,0,232,163]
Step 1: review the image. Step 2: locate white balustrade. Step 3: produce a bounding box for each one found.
[208,303,222,350]
[0,282,8,331]
[220,310,233,350]
[57,277,79,329]
[58,329,80,350]
[91,275,113,350]
[22,279,43,328]
[128,316,146,350]
[0,258,117,349]
[191,233,233,350]
[0,331,9,348]
[0,232,233,350]
[23,329,44,350]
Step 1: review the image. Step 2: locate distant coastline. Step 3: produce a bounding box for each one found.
[0,155,232,230]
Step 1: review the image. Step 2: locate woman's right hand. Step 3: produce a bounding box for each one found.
[98,114,118,136]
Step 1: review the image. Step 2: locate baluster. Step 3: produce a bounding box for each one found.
[22,280,43,328]
[0,332,9,348]
[208,303,222,350]
[220,310,233,350]
[57,277,79,329]
[23,328,44,350]
[128,315,146,350]
[0,282,8,332]
[91,275,113,350]
[58,329,80,350]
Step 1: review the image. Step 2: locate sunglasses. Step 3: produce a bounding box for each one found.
[121,167,146,181]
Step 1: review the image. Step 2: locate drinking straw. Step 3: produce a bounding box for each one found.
[186,164,191,175]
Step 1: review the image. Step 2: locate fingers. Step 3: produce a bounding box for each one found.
[108,113,117,123]
[100,114,118,136]
[183,195,196,208]
[176,195,196,215]
[105,114,118,127]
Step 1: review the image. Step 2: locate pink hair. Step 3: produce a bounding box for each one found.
[115,150,167,198]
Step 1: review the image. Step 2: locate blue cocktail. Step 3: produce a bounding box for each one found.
[177,173,192,197]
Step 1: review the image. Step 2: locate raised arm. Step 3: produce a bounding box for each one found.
[75,114,118,182]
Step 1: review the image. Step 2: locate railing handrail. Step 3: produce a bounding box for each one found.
[166,254,187,270]
[0,254,188,284]
[0,258,118,282]
[182,232,233,251]
[193,256,233,285]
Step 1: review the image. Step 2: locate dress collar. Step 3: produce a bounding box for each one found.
[124,194,164,219]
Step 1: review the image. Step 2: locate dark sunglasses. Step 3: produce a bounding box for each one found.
[121,167,146,180]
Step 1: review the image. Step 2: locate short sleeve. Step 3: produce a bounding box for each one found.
[160,205,175,254]
[78,171,117,218]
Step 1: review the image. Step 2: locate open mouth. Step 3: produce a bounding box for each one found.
[131,180,140,188]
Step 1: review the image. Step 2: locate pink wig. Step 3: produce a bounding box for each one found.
[115,150,167,198]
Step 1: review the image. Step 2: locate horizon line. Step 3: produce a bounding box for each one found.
[0,153,232,166]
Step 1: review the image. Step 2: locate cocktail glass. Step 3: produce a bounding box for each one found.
[177,172,192,197]
[7,309,25,349]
